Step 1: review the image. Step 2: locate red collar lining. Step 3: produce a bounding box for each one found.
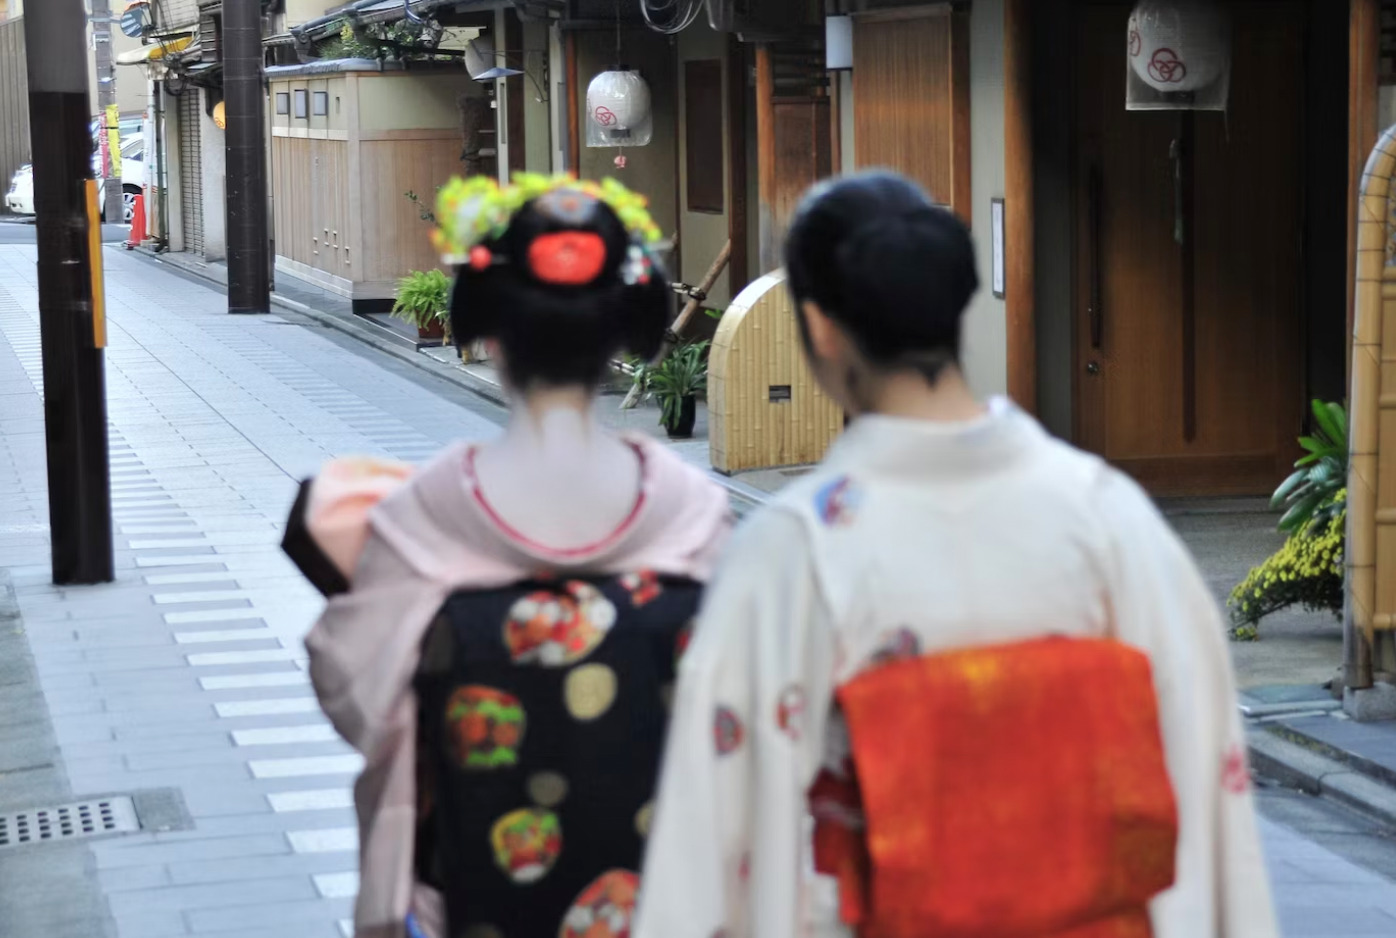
[462,442,650,559]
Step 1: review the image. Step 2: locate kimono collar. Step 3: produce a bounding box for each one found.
[821,397,1048,483]
[368,435,731,585]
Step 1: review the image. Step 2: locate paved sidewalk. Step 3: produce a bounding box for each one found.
[0,244,501,937]
[1,242,1395,937]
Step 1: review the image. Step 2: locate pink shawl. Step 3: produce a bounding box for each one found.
[301,438,732,938]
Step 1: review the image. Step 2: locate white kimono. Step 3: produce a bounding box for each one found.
[635,400,1277,938]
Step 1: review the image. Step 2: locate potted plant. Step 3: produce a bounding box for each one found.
[392,268,451,344]
[647,341,708,439]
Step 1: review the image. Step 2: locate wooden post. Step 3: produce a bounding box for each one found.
[950,5,973,224]
[755,44,778,274]
[727,35,749,292]
[505,9,526,177]
[1348,0,1380,386]
[1004,0,1036,414]
[565,31,580,173]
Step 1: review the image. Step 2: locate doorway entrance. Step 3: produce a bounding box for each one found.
[1069,0,1304,496]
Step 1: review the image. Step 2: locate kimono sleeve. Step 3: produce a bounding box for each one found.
[636,507,838,938]
[1094,470,1278,938]
[282,458,414,594]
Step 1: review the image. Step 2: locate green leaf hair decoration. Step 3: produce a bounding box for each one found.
[431,172,663,264]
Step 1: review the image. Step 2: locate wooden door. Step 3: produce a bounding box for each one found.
[1071,0,1302,496]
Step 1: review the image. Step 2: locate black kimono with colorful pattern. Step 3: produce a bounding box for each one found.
[411,572,699,938]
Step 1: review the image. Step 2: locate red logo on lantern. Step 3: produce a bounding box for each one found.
[1128,28,1142,57]
[1147,48,1188,84]
[593,106,617,127]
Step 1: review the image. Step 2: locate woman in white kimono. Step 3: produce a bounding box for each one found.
[635,173,1277,938]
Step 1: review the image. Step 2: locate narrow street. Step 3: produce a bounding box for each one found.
[2,243,1396,936]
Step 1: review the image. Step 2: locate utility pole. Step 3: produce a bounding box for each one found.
[91,0,122,223]
[23,0,115,585]
[225,0,270,314]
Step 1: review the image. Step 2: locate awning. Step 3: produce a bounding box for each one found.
[115,35,196,66]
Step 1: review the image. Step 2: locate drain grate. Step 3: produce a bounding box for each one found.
[0,797,140,849]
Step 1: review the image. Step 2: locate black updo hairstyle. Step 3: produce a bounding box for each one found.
[784,171,979,383]
[447,189,670,389]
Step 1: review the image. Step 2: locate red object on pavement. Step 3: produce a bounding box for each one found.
[124,190,146,250]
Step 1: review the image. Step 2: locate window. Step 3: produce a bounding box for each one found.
[275,92,290,115]
[684,60,724,214]
[293,89,308,119]
[313,91,328,116]
[120,136,144,161]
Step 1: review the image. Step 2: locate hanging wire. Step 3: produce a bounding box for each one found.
[640,0,704,35]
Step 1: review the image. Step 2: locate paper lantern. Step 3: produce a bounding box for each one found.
[1128,0,1230,94]
[586,70,653,148]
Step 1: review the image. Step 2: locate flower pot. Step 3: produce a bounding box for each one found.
[417,320,445,342]
[664,396,697,439]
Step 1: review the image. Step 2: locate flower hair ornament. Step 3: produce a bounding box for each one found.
[432,173,662,288]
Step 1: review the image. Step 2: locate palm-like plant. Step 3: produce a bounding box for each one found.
[647,341,709,431]
[1272,400,1348,534]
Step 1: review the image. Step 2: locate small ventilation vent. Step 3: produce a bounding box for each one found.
[0,797,140,849]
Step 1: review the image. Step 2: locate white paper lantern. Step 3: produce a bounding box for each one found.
[586,70,653,147]
[1128,0,1230,94]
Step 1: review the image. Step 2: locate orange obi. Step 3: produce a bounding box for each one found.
[813,636,1178,938]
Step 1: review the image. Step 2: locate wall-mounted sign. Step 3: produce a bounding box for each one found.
[120,0,151,39]
[991,198,1005,299]
[212,101,226,130]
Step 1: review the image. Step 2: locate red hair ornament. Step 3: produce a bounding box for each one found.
[527,231,609,286]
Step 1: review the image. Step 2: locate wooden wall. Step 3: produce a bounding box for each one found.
[0,18,29,210]
[269,68,473,299]
[358,135,462,284]
[755,44,832,274]
[852,6,971,217]
[272,136,349,275]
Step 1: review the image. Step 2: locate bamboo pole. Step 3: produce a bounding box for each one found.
[620,239,732,409]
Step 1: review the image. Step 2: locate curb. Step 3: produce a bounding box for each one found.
[1248,728,1396,829]
[1266,721,1396,790]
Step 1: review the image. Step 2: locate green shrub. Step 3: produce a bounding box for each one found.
[1228,496,1345,641]
[392,269,450,337]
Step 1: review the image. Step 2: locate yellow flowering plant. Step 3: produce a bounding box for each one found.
[1227,491,1345,641]
[430,172,662,265]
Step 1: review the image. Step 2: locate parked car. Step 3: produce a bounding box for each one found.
[107,134,146,223]
[6,131,146,222]
[5,163,32,216]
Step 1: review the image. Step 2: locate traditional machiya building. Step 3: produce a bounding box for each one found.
[255,0,1396,698]
[551,0,1396,702]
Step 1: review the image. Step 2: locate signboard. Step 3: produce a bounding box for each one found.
[991,198,1005,299]
[106,104,121,177]
[120,0,150,39]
